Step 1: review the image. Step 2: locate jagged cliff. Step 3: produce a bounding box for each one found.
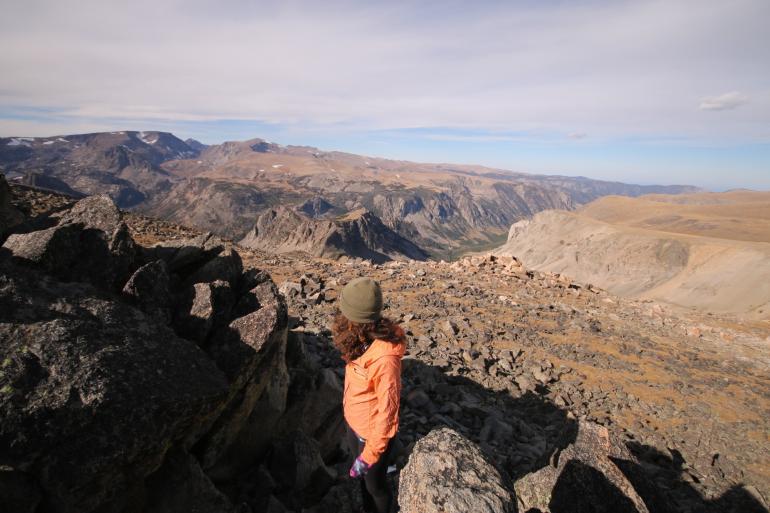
[239,206,428,263]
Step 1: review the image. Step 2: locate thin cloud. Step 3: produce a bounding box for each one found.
[568,132,588,140]
[699,92,750,111]
[0,0,768,143]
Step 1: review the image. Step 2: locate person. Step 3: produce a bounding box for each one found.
[332,277,405,513]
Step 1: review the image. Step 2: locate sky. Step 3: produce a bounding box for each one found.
[1,0,769,190]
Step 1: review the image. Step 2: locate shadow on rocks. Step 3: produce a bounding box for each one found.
[397,358,578,483]
[262,325,769,513]
[616,443,769,513]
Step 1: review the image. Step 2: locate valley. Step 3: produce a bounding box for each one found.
[0,131,698,260]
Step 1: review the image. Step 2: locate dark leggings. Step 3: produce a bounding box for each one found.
[346,424,394,513]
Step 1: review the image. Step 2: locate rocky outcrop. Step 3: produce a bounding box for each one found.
[4,187,767,513]
[298,197,336,218]
[240,206,428,263]
[0,194,300,513]
[0,173,25,239]
[3,194,138,291]
[399,428,517,513]
[0,266,230,513]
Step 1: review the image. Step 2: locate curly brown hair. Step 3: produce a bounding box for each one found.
[331,310,404,363]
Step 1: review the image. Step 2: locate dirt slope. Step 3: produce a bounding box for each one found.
[495,192,770,318]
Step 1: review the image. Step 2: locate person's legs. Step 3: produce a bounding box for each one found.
[346,425,377,512]
[362,438,394,513]
[345,424,395,513]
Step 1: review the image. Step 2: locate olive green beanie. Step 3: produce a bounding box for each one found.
[339,277,383,324]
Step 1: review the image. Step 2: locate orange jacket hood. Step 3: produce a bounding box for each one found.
[353,336,406,368]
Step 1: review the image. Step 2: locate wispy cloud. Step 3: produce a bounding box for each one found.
[568,132,588,140]
[699,92,750,111]
[0,0,768,146]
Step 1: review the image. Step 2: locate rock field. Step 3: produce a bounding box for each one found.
[2,180,769,513]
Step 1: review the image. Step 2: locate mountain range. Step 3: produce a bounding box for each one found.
[0,131,699,259]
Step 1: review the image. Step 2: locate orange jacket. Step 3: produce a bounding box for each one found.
[343,333,405,465]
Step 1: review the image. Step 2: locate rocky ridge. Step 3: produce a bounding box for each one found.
[1,183,768,513]
[1,131,699,258]
[239,206,428,263]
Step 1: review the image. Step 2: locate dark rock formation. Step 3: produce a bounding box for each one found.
[399,427,517,513]
[269,431,336,503]
[0,195,305,513]
[0,265,230,513]
[122,259,174,324]
[3,194,138,291]
[298,197,336,218]
[0,173,25,240]
[175,279,234,343]
[239,206,428,263]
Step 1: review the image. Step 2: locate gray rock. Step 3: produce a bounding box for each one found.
[269,430,336,503]
[122,259,173,324]
[442,319,459,336]
[57,194,122,234]
[186,247,243,288]
[279,368,344,460]
[406,389,432,409]
[3,217,138,292]
[176,280,235,344]
[0,173,25,239]
[279,280,302,298]
[197,297,289,479]
[0,264,229,513]
[515,375,535,392]
[2,223,82,274]
[399,428,516,513]
[532,367,551,385]
[167,233,225,272]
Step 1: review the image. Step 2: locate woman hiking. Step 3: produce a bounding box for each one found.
[333,277,405,513]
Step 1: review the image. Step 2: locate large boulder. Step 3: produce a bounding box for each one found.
[269,430,336,505]
[2,222,82,274]
[175,280,235,344]
[56,193,122,234]
[0,263,230,513]
[514,421,666,513]
[279,366,344,460]
[122,259,174,324]
[399,428,517,513]
[194,288,289,480]
[0,173,25,239]
[2,195,138,291]
[186,246,243,288]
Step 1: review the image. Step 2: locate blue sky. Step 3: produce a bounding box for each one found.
[1,0,768,190]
